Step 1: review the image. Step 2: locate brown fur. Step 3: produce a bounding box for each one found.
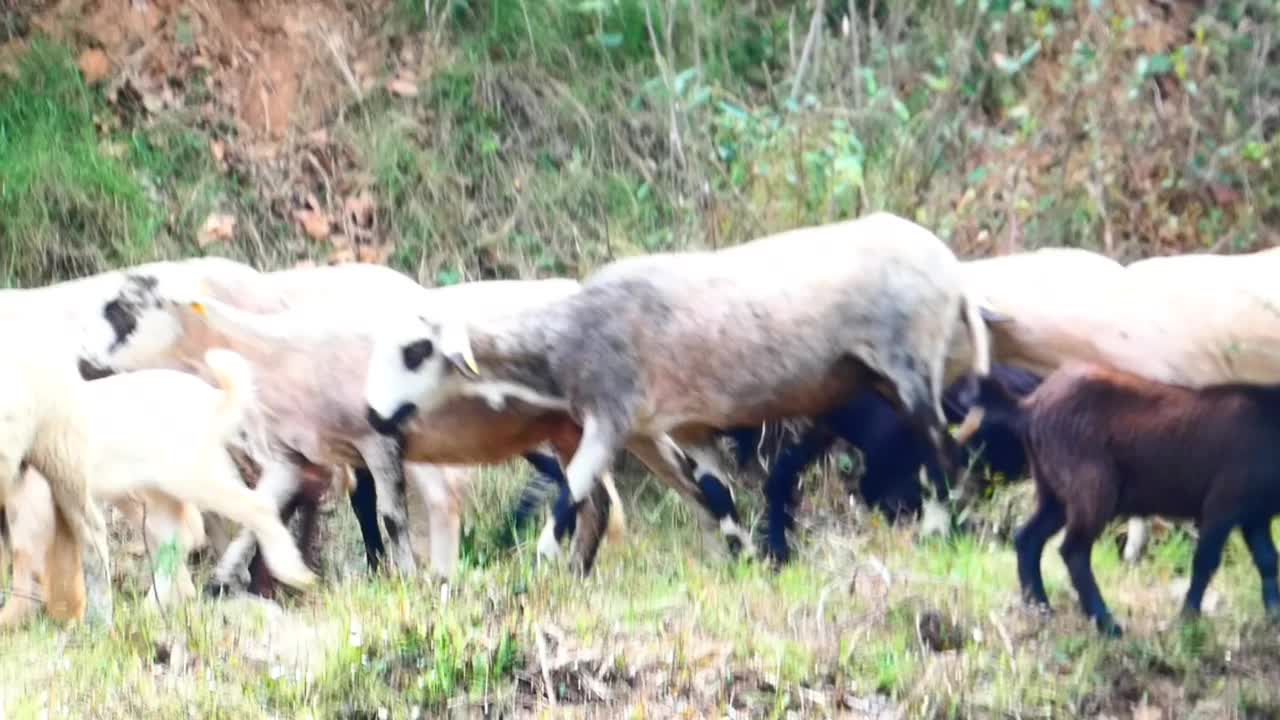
[978,362,1280,634]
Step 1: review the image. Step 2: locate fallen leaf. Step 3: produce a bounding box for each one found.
[197,213,235,247]
[78,49,111,84]
[386,78,418,97]
[327,247,356,265]
[356,243,392,264]
[209,139,226,165]
[293,209,331,241]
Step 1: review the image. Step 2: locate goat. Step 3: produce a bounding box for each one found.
[973,362,1280,636]
[723,362,1041,563]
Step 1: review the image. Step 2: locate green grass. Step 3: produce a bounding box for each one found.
[0,40,162,286]
[6,462,1280,718]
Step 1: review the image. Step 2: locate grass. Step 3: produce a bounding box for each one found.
[6,461,1280,718]
[0,40,163,286]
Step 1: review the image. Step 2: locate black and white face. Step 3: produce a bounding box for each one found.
[363,315,479,437]
[77,272,191,376]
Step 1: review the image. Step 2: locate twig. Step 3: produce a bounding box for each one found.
[535,624,558,707]
[789,0,827,104]
[643,1,687,171]
[318,28,362,103]
[141,502,163,609]
[987,610,1015,659]
[849,6,862,109]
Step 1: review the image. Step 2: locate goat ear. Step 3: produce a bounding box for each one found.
[437,320,480,380]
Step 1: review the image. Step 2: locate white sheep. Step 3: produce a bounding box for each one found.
[1,466,87,628]
[76,262,627,578]
[68,348,315,593]
[1,466,208,627]
[72,258,464,579]
[364,211,993,549]
[0,299,116,625]
[955,247,1127,378]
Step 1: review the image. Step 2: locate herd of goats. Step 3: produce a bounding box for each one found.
[1,210,1279,642]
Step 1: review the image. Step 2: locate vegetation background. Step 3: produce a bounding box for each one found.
[0,0,1277,717]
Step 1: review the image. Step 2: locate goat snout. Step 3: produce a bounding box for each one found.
[366,403,416,436]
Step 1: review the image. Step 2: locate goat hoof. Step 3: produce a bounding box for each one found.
[1096,618,1124,637]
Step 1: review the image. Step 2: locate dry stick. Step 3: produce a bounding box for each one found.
[643,1,687,171]
[1086,105,1114,257]
[789,0,827,104]
[536,624,558,707]
[849,5,863,109]
[140,502,165,611]
[319,28,363,103]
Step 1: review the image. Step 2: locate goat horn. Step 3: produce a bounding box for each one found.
[951,406,986,446]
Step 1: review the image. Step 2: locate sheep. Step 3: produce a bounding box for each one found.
[1106,249,1280,388]
[1,467,86,628]
[722,362,1041,563]
[955,247,1127,378]
[965,247,1280,564]
[1,467,208,627]
[0,300,116,625]
[954,248,1173,562]
[74,258,477,580]
[77,265,638,578]
[971,362,1280,636]
[65,347,316,595]
[363,211,993,553]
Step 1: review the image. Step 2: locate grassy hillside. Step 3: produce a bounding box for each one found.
[1,0,1275,287]
[1,0,1279,717]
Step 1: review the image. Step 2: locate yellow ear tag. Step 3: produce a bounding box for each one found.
[464,353,480,377]
[190,301,207,317]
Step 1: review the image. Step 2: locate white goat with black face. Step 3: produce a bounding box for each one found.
[366,211,993,550]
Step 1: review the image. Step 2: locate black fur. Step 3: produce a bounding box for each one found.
[726,363,1042,563]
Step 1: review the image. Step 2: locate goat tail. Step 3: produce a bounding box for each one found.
[601,471,627,544]
[203,348,256,443]
[952,292,994,445]
[962,291,993,378]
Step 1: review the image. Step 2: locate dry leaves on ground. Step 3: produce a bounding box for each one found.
[197,213,235,247]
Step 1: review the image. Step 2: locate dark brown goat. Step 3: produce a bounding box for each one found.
[972,362,1280,636]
